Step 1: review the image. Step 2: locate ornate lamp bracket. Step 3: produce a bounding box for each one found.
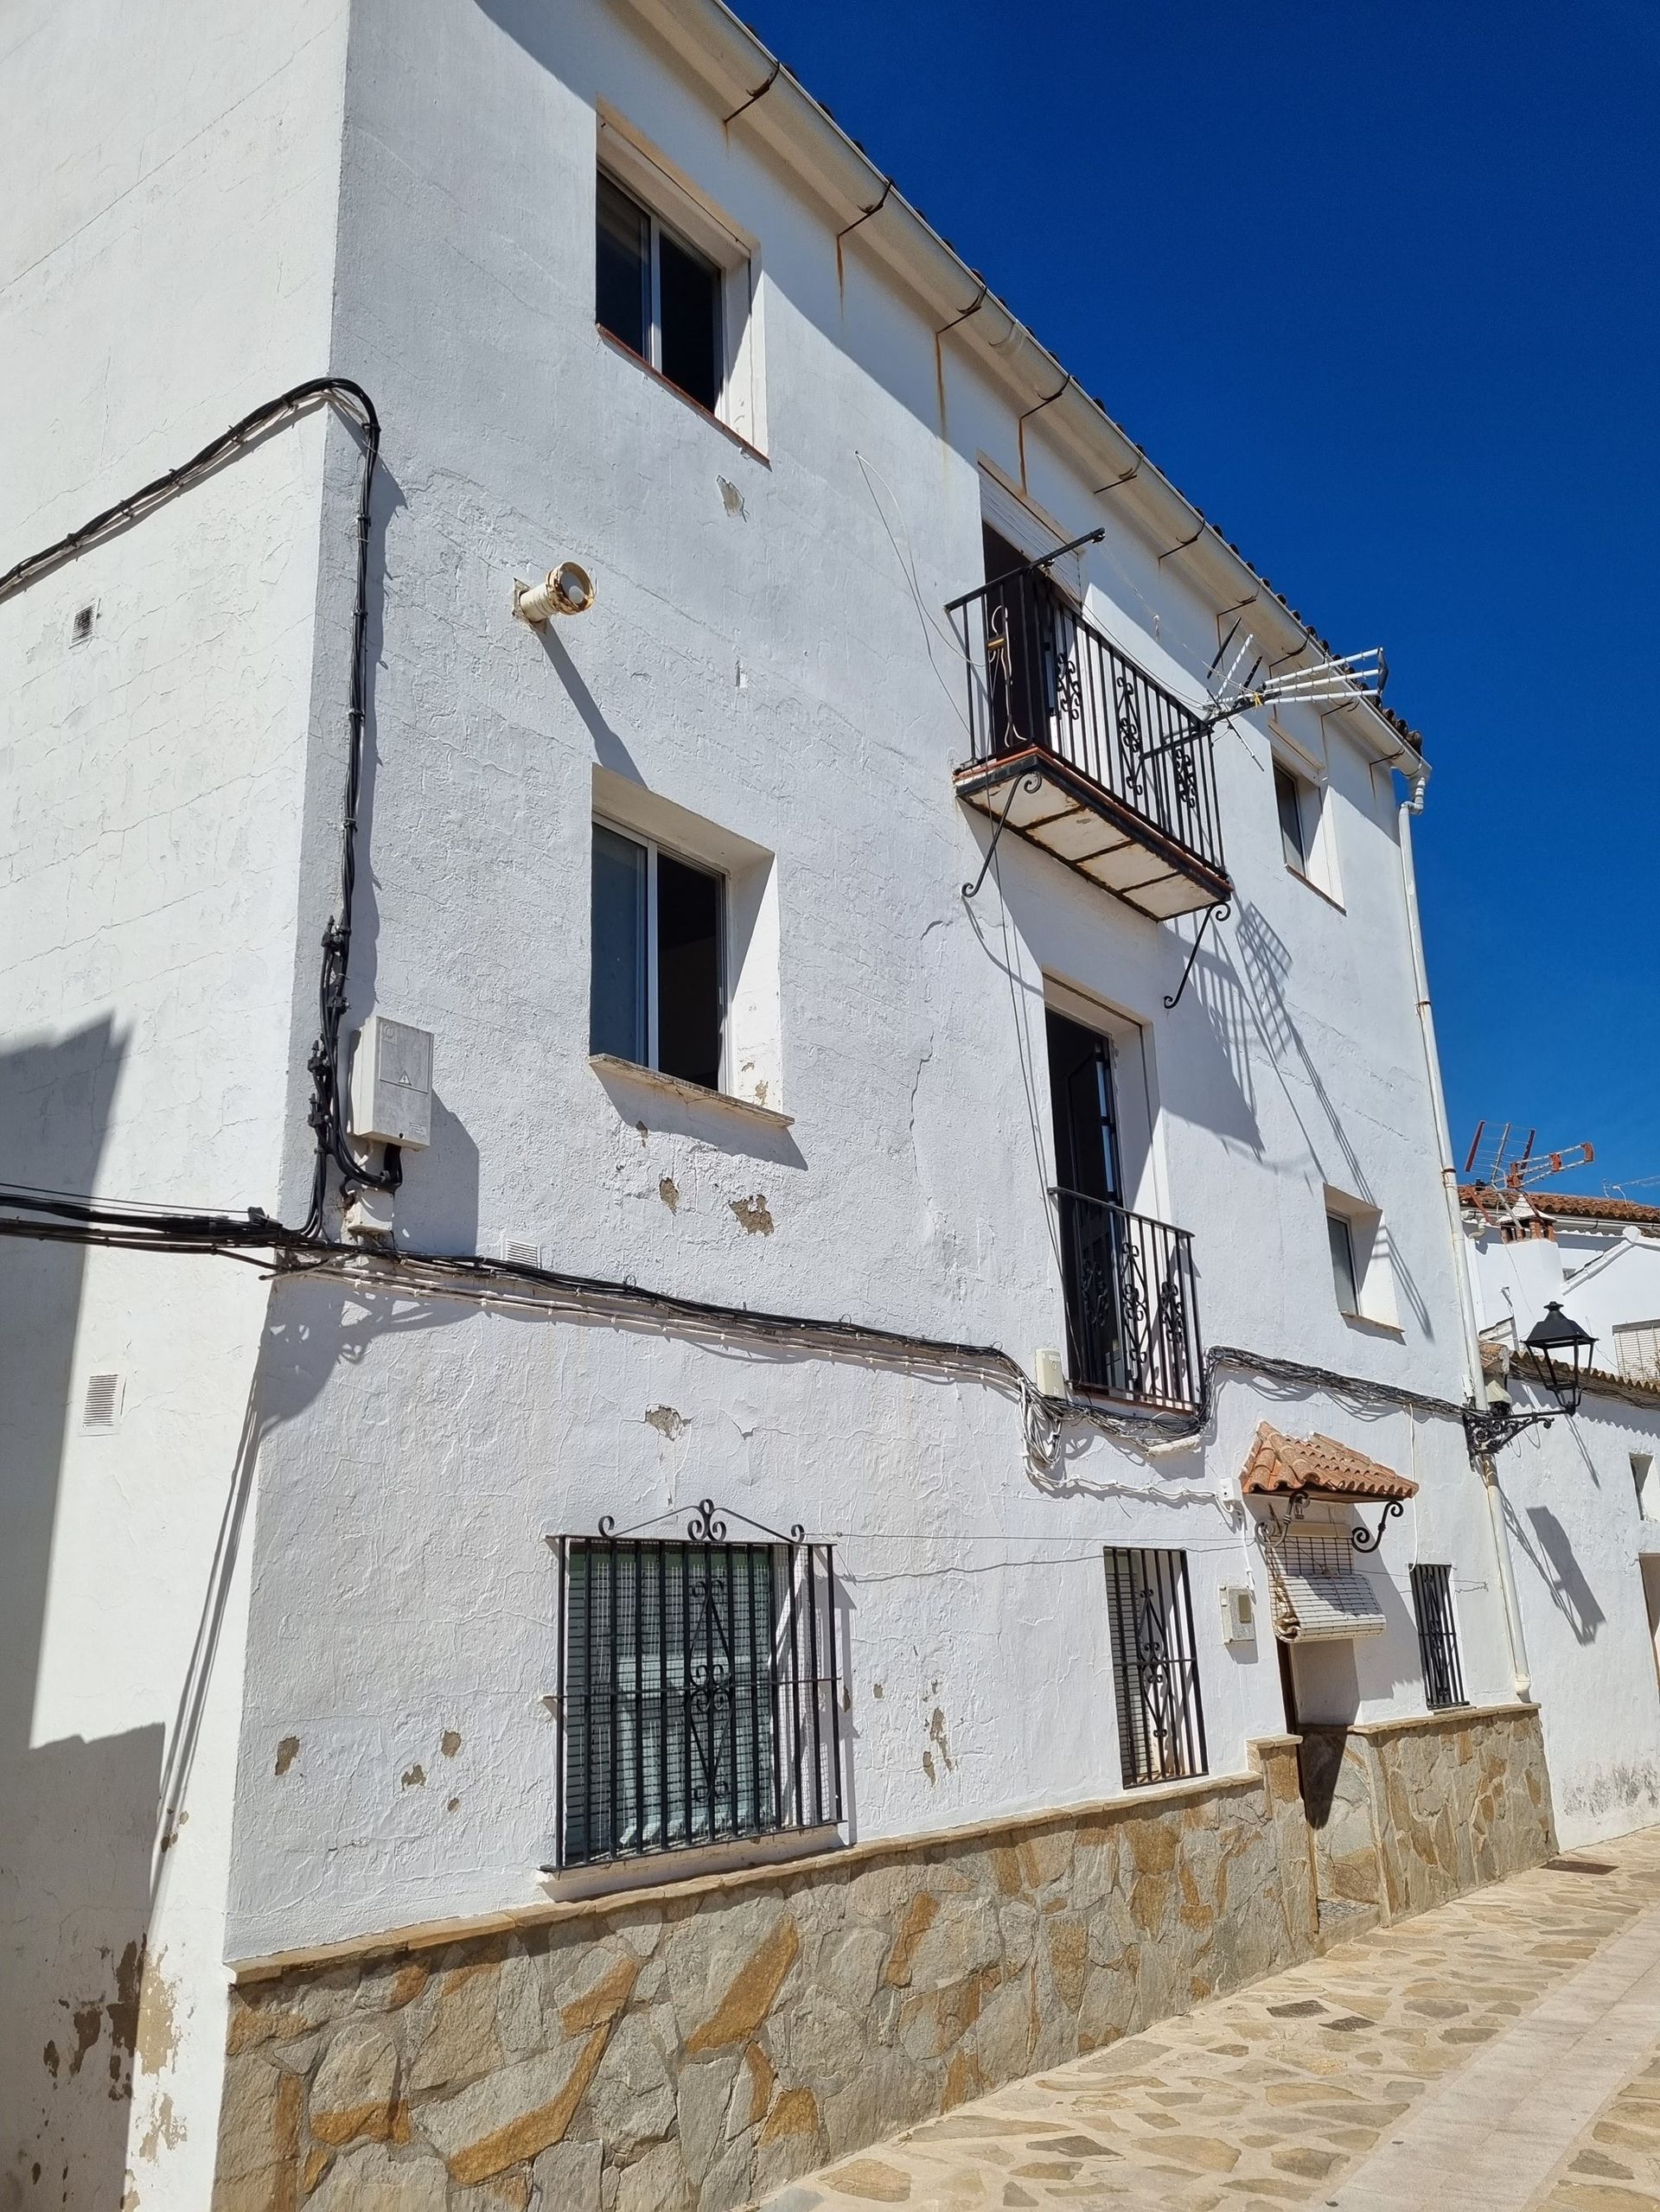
[1462,1404,1555,1459]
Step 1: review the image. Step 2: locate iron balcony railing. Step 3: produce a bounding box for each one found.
[947,562,1227,885]
[1051,1188,1204,1414]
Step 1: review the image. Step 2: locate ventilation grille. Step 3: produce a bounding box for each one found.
[501,1238,543,1272]
[82,1373,121,1431]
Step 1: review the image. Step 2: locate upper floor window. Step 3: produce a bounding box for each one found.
[597,170,723,416]
[1273,751,1342,904]
[591,822,723,1092]
[1325,1191,1400,1329]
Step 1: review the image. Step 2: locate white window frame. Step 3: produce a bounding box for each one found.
[592,819,727,1092]
[1324,1187,1400,1330]
[1270,735,1344,907]
[596,109,766,452]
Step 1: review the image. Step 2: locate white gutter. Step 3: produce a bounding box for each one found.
[616,0,1427,780]
[1398,779,1532,1699]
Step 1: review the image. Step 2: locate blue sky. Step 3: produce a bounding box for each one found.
[740,1,1659,1196]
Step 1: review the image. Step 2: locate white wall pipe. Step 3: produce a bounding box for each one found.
[1398,780,1532,1697]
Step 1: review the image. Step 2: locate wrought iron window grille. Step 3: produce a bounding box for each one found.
[1104,1547,1208,1788]
[1051,1188,1204,1415]
[1410,1563,1467,1711]
[551,1500,843,1871]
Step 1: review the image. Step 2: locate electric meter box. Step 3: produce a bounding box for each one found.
[348,1015,433,1150]
[1220,1584,1258,1645]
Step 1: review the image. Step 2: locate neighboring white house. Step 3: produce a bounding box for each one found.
[1464,1186,1660,1845]
[2,3,1559,2206]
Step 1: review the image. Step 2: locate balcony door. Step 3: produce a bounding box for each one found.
[1048,1008,1133,1393]
[983,525,1082,762]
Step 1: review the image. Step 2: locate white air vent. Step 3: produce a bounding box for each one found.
[82,1372,122,1431]
[348,1015,433,1149]
[501,1237,543,1271]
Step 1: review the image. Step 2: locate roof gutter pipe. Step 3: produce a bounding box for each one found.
[1397,775,1531,1699]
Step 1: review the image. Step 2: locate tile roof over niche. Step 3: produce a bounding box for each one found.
[1241,1423,1418,1504]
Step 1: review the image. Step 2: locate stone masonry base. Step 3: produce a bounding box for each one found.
[213,1703,1553,2211]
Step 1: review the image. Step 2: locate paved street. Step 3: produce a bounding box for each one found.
[758,1828,1660,2212]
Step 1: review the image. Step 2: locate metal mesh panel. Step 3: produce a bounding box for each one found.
[1104,1547,1208,1788]
[558,1532,842,1868]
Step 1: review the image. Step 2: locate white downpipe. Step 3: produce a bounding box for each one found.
[1397,784,1533,1699]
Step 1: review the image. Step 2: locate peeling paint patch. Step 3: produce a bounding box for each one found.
[635,1119,649,1146]
[402,1763,425,1789]
[718,475,746,519]
[645,1405,688,1440]
[138,2089,185,2159]
[274,1735,299,1777]
[922,1706,956,1788]
[872,1682,884,1700]
[731,1192,774,1236]
[43,2039,60,2079]
[446,1796,461,1814]
[440,1729,462,1758]
[136,1952,182,2075]
[69,2002,102,2076]
[659,1176,680,1213]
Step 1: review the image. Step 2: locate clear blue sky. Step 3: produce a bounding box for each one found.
[740,1,1659,1196]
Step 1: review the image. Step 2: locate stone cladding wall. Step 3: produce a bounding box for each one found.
[212,1710,1549,2211]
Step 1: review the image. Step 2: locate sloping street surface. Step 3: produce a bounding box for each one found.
[758,1827,1660,2212]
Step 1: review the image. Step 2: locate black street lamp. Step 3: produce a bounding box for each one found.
[1465,1301,1598,1456]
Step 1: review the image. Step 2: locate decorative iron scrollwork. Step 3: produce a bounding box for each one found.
[1350,1498,1404,1554]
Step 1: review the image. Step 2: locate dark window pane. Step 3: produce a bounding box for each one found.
[658,226,721,412]
[1328,1213,1359,1316]
[1274,762,1307,870]
[597,172,649,357]
[1046,1009,1121,1204]
[655,851,722,1089]
[591,826,647,1064]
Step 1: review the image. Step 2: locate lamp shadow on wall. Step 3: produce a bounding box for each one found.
[1506,1499,1606,1645]
[0,1022,163,2209]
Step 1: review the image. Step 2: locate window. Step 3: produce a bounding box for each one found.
[556,1524,842,1868]
[1325,1192,1398,1329]
[1410,1565,1467,1710]
[597,169,722,416]
[1274,762,1309,872]
[591,824,724,1091]
[1615,1322,1660,1383]
[1104,1547,1207,1786]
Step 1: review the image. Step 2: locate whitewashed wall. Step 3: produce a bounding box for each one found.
[1467,1223,1660,1844]
[222,0,1509,1961]
[0,1,351,2203]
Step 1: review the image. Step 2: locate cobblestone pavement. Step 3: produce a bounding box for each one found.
[756,1829,1660,2212]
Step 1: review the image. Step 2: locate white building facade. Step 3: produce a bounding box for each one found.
[3,4,1559,2206]
[1464,1188,1660,1848]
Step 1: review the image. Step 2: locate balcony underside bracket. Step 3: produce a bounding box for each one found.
[1162,898,1230,1012]
[961,771,1044,902]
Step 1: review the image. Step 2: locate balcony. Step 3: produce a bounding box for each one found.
[947,562,1229,919]
[1052,1188,1204,1414]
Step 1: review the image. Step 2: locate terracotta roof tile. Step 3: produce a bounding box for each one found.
[1459,1184,1660,1227]
[1240,1423,1418,1502]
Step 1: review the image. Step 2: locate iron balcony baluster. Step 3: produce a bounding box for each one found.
[1050,1187,1204,1415]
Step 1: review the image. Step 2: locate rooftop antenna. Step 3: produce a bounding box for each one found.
[1463,1121,1595,1196]
[1199,622,1387,732]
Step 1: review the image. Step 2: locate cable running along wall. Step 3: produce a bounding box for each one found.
[0,377,398,1249]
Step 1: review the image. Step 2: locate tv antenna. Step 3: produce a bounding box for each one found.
[1462,1120,1596,1196]
[1198,623,1387,732]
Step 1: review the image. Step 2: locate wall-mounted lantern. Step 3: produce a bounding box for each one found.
[1465,1301,1598,1456]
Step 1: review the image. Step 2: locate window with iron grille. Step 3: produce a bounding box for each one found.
[1410,1564,1467,1711]
[1103,1547,1207,1788]
[555,1503,842,1869]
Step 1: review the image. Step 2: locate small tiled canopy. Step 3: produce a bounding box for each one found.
[1240,1423,1419,1504]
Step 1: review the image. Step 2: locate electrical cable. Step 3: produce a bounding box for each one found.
[0,377,399,1243]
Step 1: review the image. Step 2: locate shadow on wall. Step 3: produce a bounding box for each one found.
[1512,1501,1607,1647]
[0,1023,163,2209]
